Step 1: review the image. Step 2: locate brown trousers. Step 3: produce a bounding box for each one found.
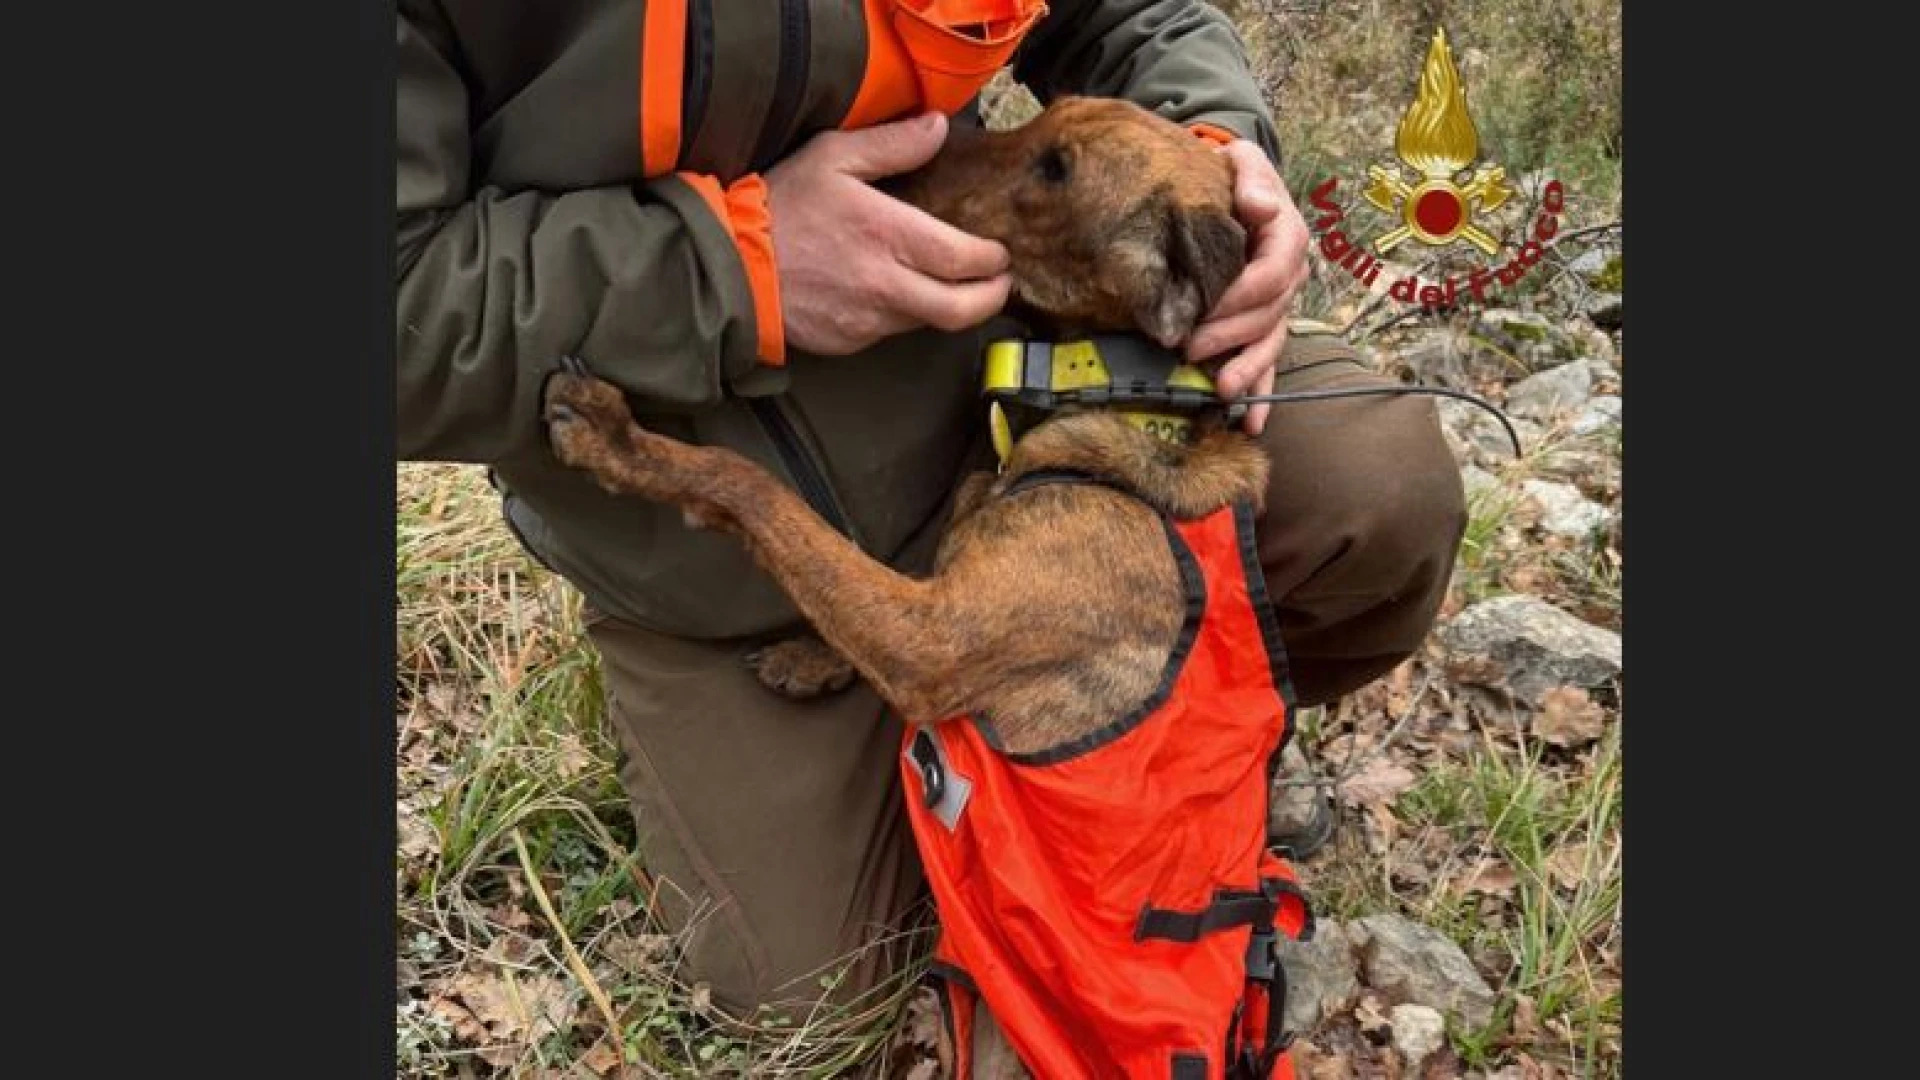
[583,335,1466,1016]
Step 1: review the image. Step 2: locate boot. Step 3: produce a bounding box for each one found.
[1268,739,1337,861]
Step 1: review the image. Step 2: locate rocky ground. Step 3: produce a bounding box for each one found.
[1254,300,1624,1080]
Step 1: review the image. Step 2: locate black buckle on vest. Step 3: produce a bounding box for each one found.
[1135,888,1279,944]
[1245,925,1278,983]
[1228,881,1300,1078]
[909,729,945,810]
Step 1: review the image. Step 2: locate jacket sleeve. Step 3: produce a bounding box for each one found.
[396,6,786,465]
[1012,0,1282,165]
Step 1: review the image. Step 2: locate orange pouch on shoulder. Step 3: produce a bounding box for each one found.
[843,0,1048,128]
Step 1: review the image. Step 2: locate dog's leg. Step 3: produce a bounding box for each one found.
[742,466,1001,701]
[545,371,982,724]
[744,633,858,698]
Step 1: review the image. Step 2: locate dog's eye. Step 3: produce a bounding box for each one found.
[1035,146,1070,185]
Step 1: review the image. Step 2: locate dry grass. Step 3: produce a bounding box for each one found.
[397,465,932,1077]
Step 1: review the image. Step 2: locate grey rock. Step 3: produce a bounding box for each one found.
[1389,1003,1449,1073]
[1582,290,1623,330]
[1534,447,1619,496]
[1479,307,1556,338]
[1521,479,1613,539]
[1439,399,1541,466]
[1504,362,1593,422]
[1459,465,1500,504]
[1439,595,1622,706]
[1350,914,1497,1031]
[1567,249,1611,276]
[1577,328,1619,378]
[1572,395,1622,437]
[1277,918,1361,1033]
[1478,308,1570,368]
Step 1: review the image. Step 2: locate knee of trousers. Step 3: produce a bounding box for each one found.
[1254,343,1469,703]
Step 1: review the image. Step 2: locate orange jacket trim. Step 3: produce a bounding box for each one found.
[678,172,787,367]
[1189,121,1243,148]
[641,0,689,176]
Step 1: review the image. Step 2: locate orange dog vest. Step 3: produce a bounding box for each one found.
[902,469,1315,1080]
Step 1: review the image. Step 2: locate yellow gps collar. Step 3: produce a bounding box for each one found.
[982,335,1235,467]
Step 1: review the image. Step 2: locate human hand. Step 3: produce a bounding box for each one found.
[766,112,1014,356]
[1183,139,1311,435]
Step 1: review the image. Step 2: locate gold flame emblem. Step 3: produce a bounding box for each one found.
[1364,27,1512,255]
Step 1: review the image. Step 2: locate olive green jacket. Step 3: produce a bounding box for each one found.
[397,0,1279,639]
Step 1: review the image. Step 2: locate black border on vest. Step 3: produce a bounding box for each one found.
[1232,499,1299,710]
[927,958,981,996]
[972,511,1209,767]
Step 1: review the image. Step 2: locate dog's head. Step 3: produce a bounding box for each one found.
[889,97,1249,349]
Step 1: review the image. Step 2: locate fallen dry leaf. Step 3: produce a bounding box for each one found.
[1502,564,1553,595]
[1442,654,1508,690]
[899,987,945,1049]
[1296,1039,1355,1080]
[1419,1046,1464,1080]
[398,812,438,861]
[1532,687,1606,747]
[427,994,488,1045]
[425,682,484,734]
[1454,857,1518,899]
[883,986,953,1080]
[1339,759,1418,808]
[602,932,674,973]
[1511,994,1541,1038]
[403,738,440,769]
[554,734,594,779]
[487,902,534,931]
[1544,842,1592,890]
[1511,1053,1554,1080]
[1355,993,1392,1043]
[481,933,537,966]
[1387,841,1434,887]
[446,970,576,1046]
[1364,801,1401,851]
[1383,661,1417,715]
[580,1040,624,1077]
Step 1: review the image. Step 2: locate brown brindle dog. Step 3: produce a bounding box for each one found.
[543,97,1264,1076]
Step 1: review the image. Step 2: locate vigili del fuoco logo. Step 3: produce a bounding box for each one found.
[1307,27,1568,310]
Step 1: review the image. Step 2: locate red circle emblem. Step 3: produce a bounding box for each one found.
[1414,189,1463,236]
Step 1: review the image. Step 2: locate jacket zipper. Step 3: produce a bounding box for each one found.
[748,0,811,173]
[681,0,714,153]
[747,397,856,538]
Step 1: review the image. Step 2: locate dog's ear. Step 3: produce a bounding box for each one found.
[1172,205,1248,318]
[1124,203,1246,349]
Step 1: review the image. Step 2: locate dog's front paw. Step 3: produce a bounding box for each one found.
[542,364,641,471]
[745,635,858,699]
